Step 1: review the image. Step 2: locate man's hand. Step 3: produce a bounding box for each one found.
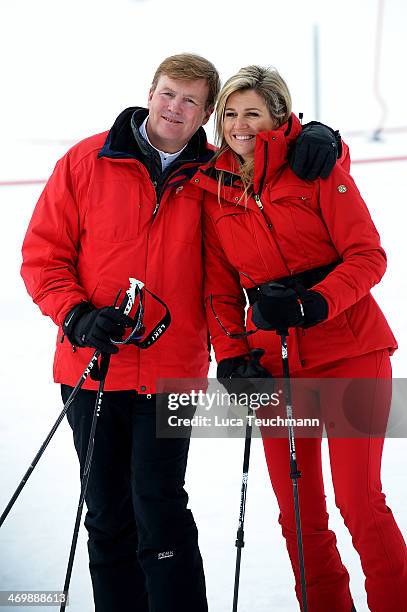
[289,121,342,180]
[63,303,132,354]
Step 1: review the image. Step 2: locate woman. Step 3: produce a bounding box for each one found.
[194,65,407,611]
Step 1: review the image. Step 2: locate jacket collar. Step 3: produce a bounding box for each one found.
[198,113,302,203]
[98,107,148,161]
[98,106,213,170]
[253,113,302,193]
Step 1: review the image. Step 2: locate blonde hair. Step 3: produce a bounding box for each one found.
[151,53,221,110]
[214,65,292,196]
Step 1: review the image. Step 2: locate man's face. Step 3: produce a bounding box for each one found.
[147,76,212,153]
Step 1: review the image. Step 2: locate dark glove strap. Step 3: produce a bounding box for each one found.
[246,261,339,305]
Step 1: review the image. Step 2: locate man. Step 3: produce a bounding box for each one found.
[20,54,341,611]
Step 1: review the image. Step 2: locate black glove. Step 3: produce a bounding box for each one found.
[63,302,132,354]
[217,348,272,396]
[288,121,342,180]
[251,283,328,332]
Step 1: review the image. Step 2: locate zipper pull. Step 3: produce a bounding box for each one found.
[254,194,273,230]
[253,194,264,210]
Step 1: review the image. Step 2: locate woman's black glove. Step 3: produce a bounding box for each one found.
[217,348,272,395]
[288,121,342,180]
[63,302,132,354]
[251,284,328,332]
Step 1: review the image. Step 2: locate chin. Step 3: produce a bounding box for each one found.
[236,148,254,159]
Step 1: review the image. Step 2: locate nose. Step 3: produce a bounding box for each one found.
[234,115,249,129]
[167,96,182,114]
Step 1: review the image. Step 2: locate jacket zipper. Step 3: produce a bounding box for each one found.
[253,195,291,281]
[153,162,199,216]
[252,140,272,229]
[253,194,273,230]
[253,194,264,210]
[255,141,268,197]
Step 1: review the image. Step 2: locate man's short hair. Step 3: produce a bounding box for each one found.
[151,53,221,110]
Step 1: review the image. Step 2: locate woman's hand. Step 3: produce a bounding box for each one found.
[251,283,328,332]
[217,348,273,396]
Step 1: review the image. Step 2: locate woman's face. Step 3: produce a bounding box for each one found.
[223,89,276,162]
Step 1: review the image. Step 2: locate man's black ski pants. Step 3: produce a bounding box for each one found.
[61,386,207,612]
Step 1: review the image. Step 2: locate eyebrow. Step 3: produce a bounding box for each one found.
[160,86,199,101]
[225,107,262,111]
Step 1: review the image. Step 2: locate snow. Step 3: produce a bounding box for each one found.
[1,0,406,610]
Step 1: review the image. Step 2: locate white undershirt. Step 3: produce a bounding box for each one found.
[139,117,187,171]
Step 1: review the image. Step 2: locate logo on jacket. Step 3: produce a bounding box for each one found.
[337,184,347,193]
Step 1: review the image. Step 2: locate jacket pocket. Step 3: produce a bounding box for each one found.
[299,310,359,365]
[212,204,283,279]
[266,185,324,270]
[165,184,202,245]
[86,179,144,242]
[90,280,125,308]
[212,206,264,273]
[267,185,314,202]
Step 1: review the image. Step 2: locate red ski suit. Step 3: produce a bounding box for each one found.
[197,115,396,371]
[196,114,407,611]
[21,108,212,392]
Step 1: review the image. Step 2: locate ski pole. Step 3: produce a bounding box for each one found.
[60,352,111,612]
[0,278,141,530]
[232,406,253,612]
[277,329,308,612]
[0,348,102,529]
[58,277,170,608]
[232,348,264,612]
